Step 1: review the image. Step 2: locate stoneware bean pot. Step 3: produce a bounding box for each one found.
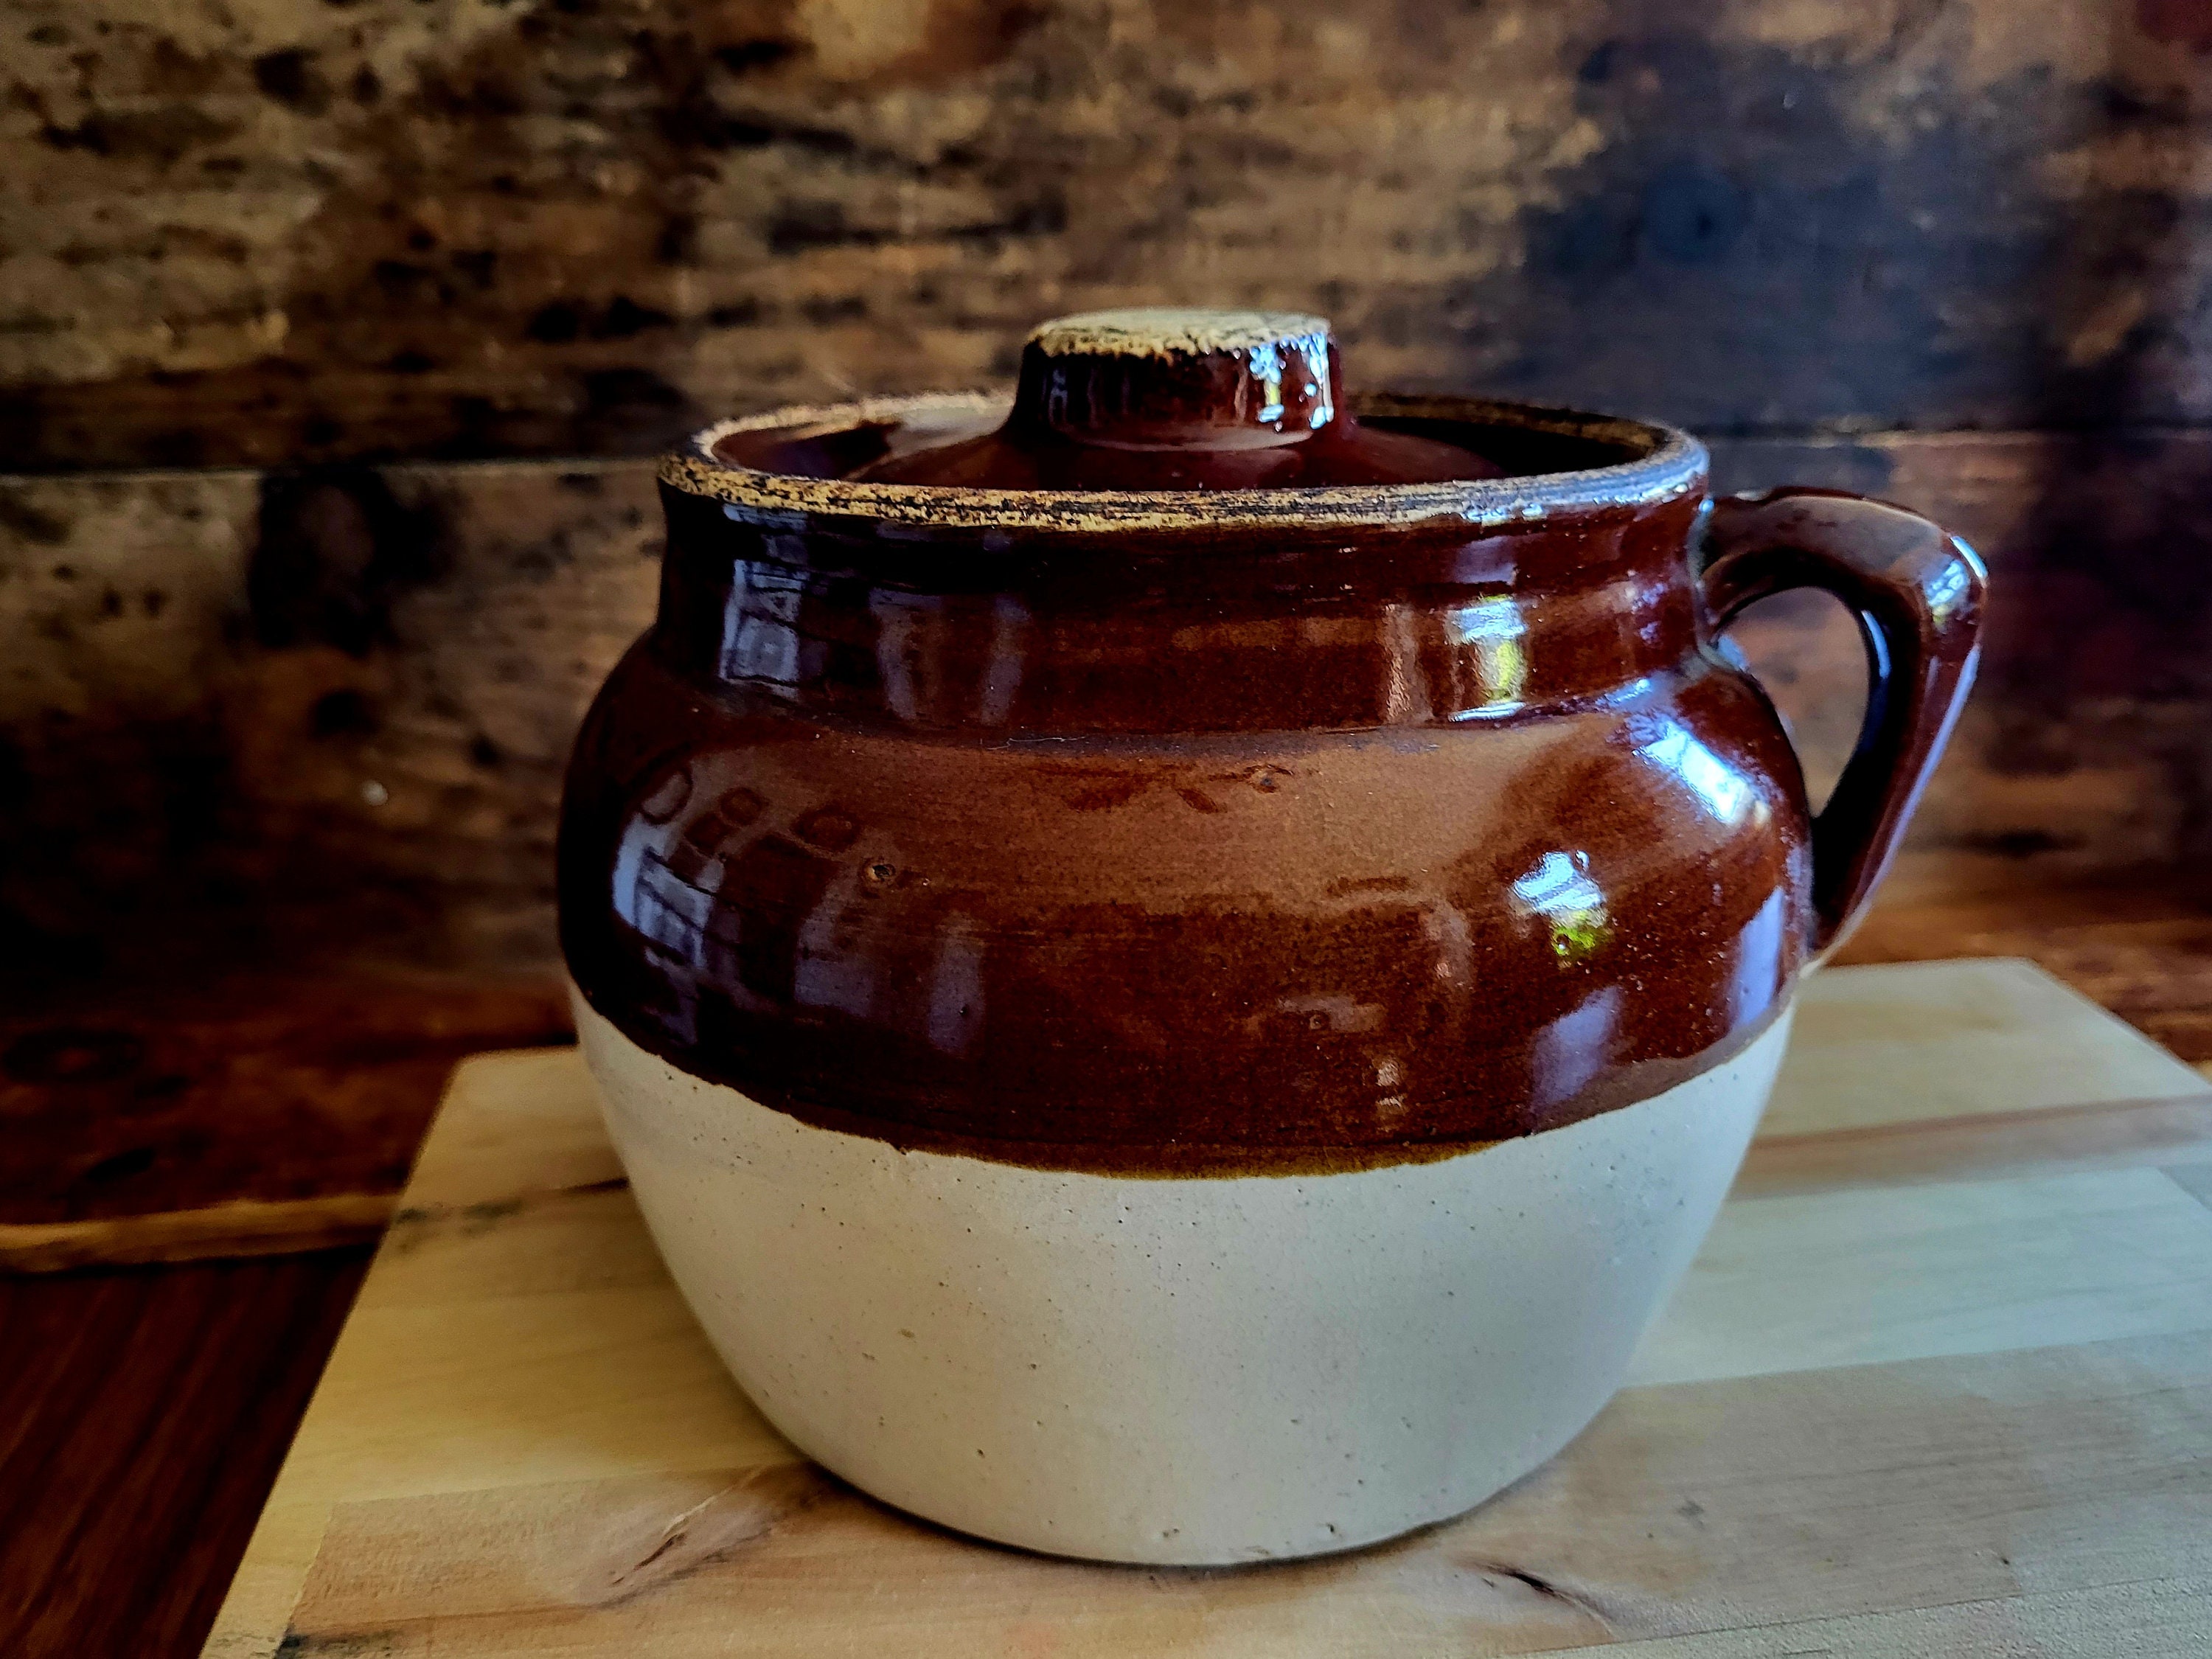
[559,309,1985,1565]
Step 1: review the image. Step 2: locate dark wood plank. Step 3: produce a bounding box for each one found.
[4,0,2210,468]
[0,1249,371,1658]
[0,965,568,1269]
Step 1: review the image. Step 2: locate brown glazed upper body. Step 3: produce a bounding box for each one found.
[558,311,1982,1175]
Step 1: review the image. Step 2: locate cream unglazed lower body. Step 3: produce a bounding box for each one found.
[575,995,1791,1565]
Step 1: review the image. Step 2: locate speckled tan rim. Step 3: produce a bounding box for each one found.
[660,390,1709,532]
[1027,306,1332,358]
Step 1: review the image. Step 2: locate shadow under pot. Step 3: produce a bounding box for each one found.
[557,307,1986,1565]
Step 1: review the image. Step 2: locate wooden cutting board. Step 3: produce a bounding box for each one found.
[203,959,2212,1658]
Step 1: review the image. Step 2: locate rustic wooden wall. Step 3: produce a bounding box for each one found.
[5,0,2211,974]
[9,0,2212,464]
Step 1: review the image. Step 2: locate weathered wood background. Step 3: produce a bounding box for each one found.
[4,0,2212,974]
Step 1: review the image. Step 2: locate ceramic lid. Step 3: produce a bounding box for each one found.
[846,307,1503,491]
[669,307,1707,532]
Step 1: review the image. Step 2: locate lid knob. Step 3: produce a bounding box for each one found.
[1011,308,1338,451]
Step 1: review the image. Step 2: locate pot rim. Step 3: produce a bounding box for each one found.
[661,390,1710,534]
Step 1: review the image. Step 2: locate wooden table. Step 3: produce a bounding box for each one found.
[0,1251,369,1655]
[7,883,2212,1658]
[0,964,563,1658]
[208,956,2212,1657]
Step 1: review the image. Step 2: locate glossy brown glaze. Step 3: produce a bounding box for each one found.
[560,315,1985,1176]
[1702,490,1987,950]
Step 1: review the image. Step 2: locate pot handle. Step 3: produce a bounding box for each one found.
[1699,488,1987,955]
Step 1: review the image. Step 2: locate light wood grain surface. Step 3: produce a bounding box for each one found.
[203,959,2212,1658]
